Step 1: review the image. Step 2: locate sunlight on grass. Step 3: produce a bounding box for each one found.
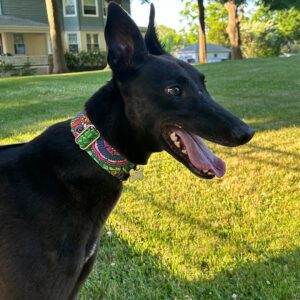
[0,56,299,299]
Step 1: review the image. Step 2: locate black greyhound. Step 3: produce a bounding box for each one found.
[0,3,254,299]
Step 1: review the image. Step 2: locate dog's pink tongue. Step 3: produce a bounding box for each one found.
[174,129,226,178]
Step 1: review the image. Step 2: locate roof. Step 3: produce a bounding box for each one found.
[0,15,48,28]
[178,43,231,53]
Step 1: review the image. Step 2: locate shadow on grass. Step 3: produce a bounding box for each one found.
[81,229,300,300]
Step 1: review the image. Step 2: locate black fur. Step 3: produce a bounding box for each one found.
[0,2,254,299]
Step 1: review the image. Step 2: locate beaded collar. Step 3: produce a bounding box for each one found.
[70,111,136,181]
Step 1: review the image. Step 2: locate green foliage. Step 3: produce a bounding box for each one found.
[0,57,299,299]
[179,0,230,47]
[156,25,183,54]
[19,62,36,76]
[65,50,107,72]
[260,0,300,10]
[241,19,284,57]
[206,1,229,47]
[179,0,199,45]
[218,0,247,6]
[243,5,300,56]
[275,7,300,42]
[0,61,35,77]
[0,61,16,75]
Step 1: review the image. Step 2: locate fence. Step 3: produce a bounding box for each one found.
[0,55,51,75]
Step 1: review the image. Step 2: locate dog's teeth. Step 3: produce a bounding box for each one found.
[174,141,180,148]
[170,132,178,142]
[182,149,187,154]
[207,171,214,176]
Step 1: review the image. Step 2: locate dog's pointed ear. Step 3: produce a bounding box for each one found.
[144,3,166,55]
[105,2,147,74]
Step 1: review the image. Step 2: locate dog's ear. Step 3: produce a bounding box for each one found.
[144,4,166,55]
[105,2,147,74]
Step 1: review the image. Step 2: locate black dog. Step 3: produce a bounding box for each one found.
[0,3,254,299]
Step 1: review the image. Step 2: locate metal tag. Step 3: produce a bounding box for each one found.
[129,168,144,182]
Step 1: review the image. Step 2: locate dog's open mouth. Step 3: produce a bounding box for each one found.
[161,125,226,179]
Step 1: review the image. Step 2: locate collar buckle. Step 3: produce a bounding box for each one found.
[75,125,100,150]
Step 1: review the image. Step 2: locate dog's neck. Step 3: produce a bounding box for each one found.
[85,79,152,165]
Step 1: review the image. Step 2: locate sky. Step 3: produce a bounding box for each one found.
[130,0,186,31]
[130,0,258,31]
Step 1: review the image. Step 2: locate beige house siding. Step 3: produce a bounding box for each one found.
[24,34,47,55]
[2,32,47,55]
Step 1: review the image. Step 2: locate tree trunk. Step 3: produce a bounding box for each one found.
[197,0,207,64]
[224,0,242,60]
[45,0,69,74]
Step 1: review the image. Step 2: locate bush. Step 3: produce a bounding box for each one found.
[20,62,36,76]
[0,60,36,77]
[65,50,107,72]
[0,61,18,77]
[241,20,284,58]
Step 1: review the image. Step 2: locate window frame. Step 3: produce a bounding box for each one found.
[86,33,100,51]
[63,0,77,17]
[66,32,81,53]
[103,1,108,18]
[13,33,26,55]
[82,0,99,17]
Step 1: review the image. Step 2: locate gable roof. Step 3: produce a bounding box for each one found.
[0,15,48,28]
[179,43,231,53]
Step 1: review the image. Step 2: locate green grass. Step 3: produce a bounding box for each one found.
[0,56,299,299]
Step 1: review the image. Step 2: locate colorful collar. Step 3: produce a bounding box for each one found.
[70,111,136,181]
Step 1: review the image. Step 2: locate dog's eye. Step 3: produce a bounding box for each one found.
[166,86,182,97]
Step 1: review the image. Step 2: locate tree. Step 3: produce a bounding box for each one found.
[181,0,207,64]
[45,0,68,74]
[260,0,300,10]
[259,0,300,50]
[205,1,229,47]
[156,25,183,54]
[240,17,284,57]
[197,0,207,63]
[218,0,245,60]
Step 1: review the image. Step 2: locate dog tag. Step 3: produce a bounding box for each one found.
[129,168,144,182]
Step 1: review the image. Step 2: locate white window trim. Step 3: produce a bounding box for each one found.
[63,0,77,17]
[82,0,99,17]
[102,1,108,18]
[65,31,81,53]
[86,32,100,50]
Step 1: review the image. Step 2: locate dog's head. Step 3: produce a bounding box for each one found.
[104,2,254,179]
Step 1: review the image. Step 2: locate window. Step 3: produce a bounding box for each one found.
[67,33,79,53]
[82,0,98,17]
[103,1,108,17]
[86,33,100,51]
[64,0,77,16]
[214,53,218,58]
[13,34,25,55]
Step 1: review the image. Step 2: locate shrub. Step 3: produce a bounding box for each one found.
[20,62,36,76]
[0,61,18,77]
[65,50,107,72]
[0,60,36,77]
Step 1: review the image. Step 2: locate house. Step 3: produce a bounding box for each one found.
[177,43,231,63]
[0,0,130,73]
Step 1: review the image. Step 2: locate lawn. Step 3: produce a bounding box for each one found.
[0,56,299,299]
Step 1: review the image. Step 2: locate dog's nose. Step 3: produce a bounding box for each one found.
[233,125,255,145]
